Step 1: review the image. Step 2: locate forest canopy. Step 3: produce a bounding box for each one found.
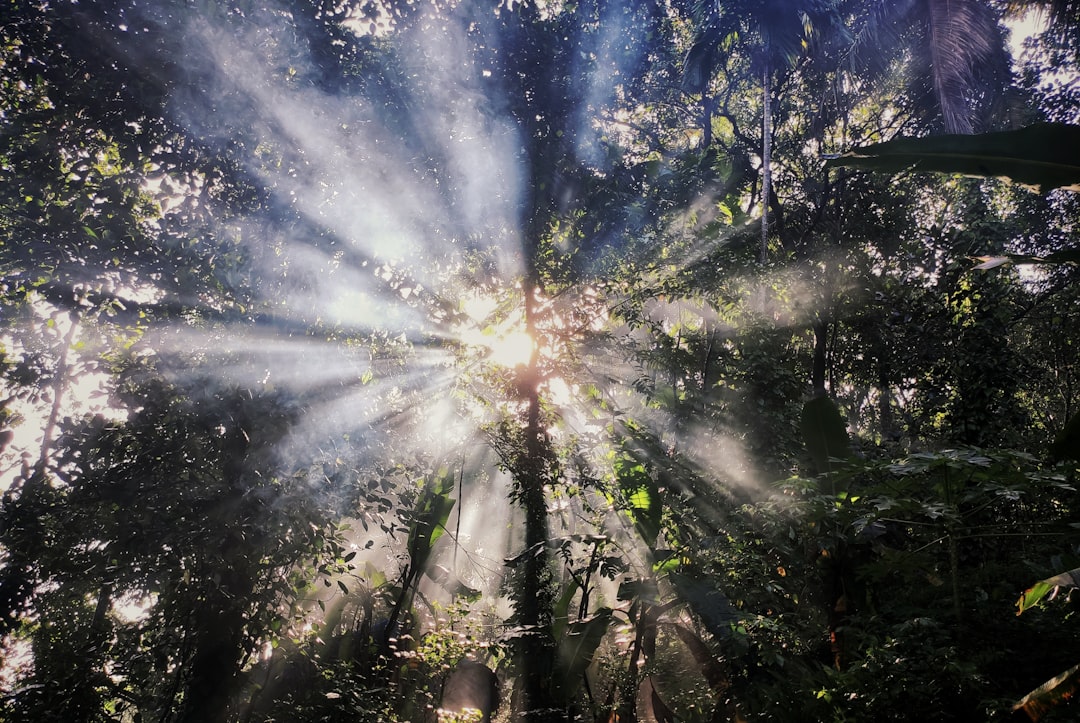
[1,0,1079,721]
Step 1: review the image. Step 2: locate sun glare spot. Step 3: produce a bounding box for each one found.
[486,329,534,368]
[113,593,155,623]
[455,291,534,368]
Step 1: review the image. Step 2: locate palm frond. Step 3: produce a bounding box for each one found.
[847,0,920,81]
[679,0,729,94]
[926,0,1005,133]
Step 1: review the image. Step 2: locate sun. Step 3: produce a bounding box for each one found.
[485,328,534,367]
[455,291,535,368]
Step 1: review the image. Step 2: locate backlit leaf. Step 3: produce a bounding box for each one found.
[1012,662,1080,722]
[1016,568,1080,615]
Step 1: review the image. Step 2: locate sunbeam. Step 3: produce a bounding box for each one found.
[4,0,1079,719]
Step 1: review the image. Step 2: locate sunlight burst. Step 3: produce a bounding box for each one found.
[485,329,534,368]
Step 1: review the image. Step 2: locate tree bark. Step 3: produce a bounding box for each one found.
[35,311,81,480]
[812,316,829,398]
[760,61,772,264]
[877,356,897,442]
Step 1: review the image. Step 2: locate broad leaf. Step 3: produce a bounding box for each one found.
[650,682,678,723]
[668,571,739,641]
[406,469,457,573]
[667,622,731,693]
[1050,411,1080,462]
[424,564,481,602]
[801,396,852,476]
[1012,662,1080,722]
[618,577,660,606]
[974,247,1080,270]
[552,578,580,642]
[363,561,387,589]
[1016,567,1080,615]
[614,454,663,548]
[825,123,1080,193]
[554,608,612,701]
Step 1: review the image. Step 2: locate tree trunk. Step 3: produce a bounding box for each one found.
[36,310,80,480]
[509,142,561,715]
[760,61,772,264]
[877,356,897,442]
[702,94,714,148]
[812,317,828,398]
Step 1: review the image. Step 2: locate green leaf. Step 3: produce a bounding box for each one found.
[668,571,739,641]
[554,608,612,701]
[974,246,1080,270]
[1012,662,1080,722]
[424,564,482,602]
[1050,411,1080,462]
[651,549,681,574]
[553,579,580,642]
[1016,568,1080,615]
[363,561,387,589]
[800,396,852,476]
[614,454,663,548]
[406,469,457,572]
[824,123,1080,193]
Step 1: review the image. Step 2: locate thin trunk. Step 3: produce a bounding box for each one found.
[812,317,828,398]
[90,581,112,638]
[760,61,772,264]
[702,94,714,147]
[35,311,80,479]
[949,531,962,620]
[877,356,897,442]
[518,282,556,721]
[0,313,80,638]
[943,468,962,620]
[181,594,248,723]
[828,560,848,670]
[454,462,465,570]
[384,560,414,647]
[617,603,650,723]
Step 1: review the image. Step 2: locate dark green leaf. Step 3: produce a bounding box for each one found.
[554,608,612,701]
[553,579,580,641]
[801,396,852,475]
[1051,412,1080,462]
[825,123,1080,193]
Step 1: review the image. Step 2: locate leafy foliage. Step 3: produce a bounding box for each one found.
[1,1,1080,722]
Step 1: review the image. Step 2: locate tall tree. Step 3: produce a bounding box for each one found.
[682,0,846,261]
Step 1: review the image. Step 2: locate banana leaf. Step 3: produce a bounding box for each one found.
[1012,663,1080,722]
[553,608,612,701]
[824,123,1080,193]
[801,395,852,476]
